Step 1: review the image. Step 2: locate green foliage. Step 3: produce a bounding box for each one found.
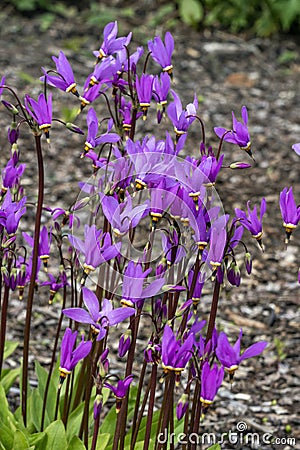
[176,0,300,36]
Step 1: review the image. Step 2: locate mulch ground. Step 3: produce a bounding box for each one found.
[0,1,299,448]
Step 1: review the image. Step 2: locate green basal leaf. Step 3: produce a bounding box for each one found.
[31,388,50,431]
[207,445,221,450]
[3,341,18,360]
[94,433,111,450]
[43,420,68,450]
[178,0,203,26]
[35,361,57,423]
[65,402,84,442]
[12,429,30,450]
[1,368,19,394]
[0,420,14,449]
[0,383,16,427]
[28,431,47,449]
[67,435,86,450]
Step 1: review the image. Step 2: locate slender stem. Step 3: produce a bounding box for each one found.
[0,284,10,376]
[41,284,67,431]
[54,386,61,421]
[130,359,148,448]
[22,133,44,426]
[142,364,157,450]
[205,280,221,345]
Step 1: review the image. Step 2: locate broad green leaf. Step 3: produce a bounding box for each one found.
[65,402,84,442]
[12,429,29,450]
[0,420,14,449]
[44,420,68,450]
[28,431,47,449]
[207,445,221,450]
[3,341,18,360]
[1,368,19,394]
[179,0,203,26]
[0,383,16,427]
[67,435,86,450]
[35,361,57,422]
[31,389,49,431]
[95,433,110,450]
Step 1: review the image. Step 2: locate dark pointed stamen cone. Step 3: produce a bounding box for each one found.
[80,271,88,285]
[49,289,56,304]
[285,229,293,245]
[18,286,24,301]
[116,398,122,413]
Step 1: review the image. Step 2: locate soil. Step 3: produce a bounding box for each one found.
[0,1,299,449]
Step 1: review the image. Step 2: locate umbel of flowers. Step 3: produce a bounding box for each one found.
[1,19,298,450]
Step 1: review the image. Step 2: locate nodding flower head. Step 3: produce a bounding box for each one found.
[216,329,267,381]
[104,375,134,413]
[214,106,252,157]
[59,328,92,385]
[148,32,174,76]
[93,21,130,61]
[41,51,78,95]
[200,361,224,408]
[24,93,52,142]
[279,187,300,243]
[136,74,154,120]
[235,198,266,249]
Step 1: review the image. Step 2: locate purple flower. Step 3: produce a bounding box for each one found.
[118,330,131,357]
[136,74,154,119]
[148,32,174,75]
[200,361,224,407]
[0,190,26,236]
[22,225,52,271]
[68,224,121,282]
[214,106,251,156]
[216,329,267,377]
[79,84,102,110]
[93,21,129,60]
[149,178,179,227]
[63,287,135,340]
[161,228,186,266]
[292,143,300,156]
[83,108,120,155]
[206,217,229,270]
[0,76,6,96]
[226,261,241,287]
[121,261,165,307]
[101,192,149,236]
[176,393,189,420]
[42,271,68,304]
[41,51,78,95]
[279,187,300,243]
[235,198,266,248]
[1,157,25,192]
[167,90,198,138]
[161,325,194,382]
[104,374,133,412]
[25,93,52,142]
[59,327,92,383]
[153,72,171,123]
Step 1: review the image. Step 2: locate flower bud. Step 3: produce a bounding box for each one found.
[229,161,251,170]
[2,100,19,115]
[176,393,189,420]
[118,330,131,357]
[93,394,103,420]
[244,252,252,274]
[66,122,84,135]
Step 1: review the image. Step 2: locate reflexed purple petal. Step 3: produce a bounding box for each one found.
[63,307,93,324]
[240,341,267,361]
[82,287,100,322]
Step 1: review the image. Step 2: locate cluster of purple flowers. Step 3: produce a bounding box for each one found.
[4,19,296,448]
